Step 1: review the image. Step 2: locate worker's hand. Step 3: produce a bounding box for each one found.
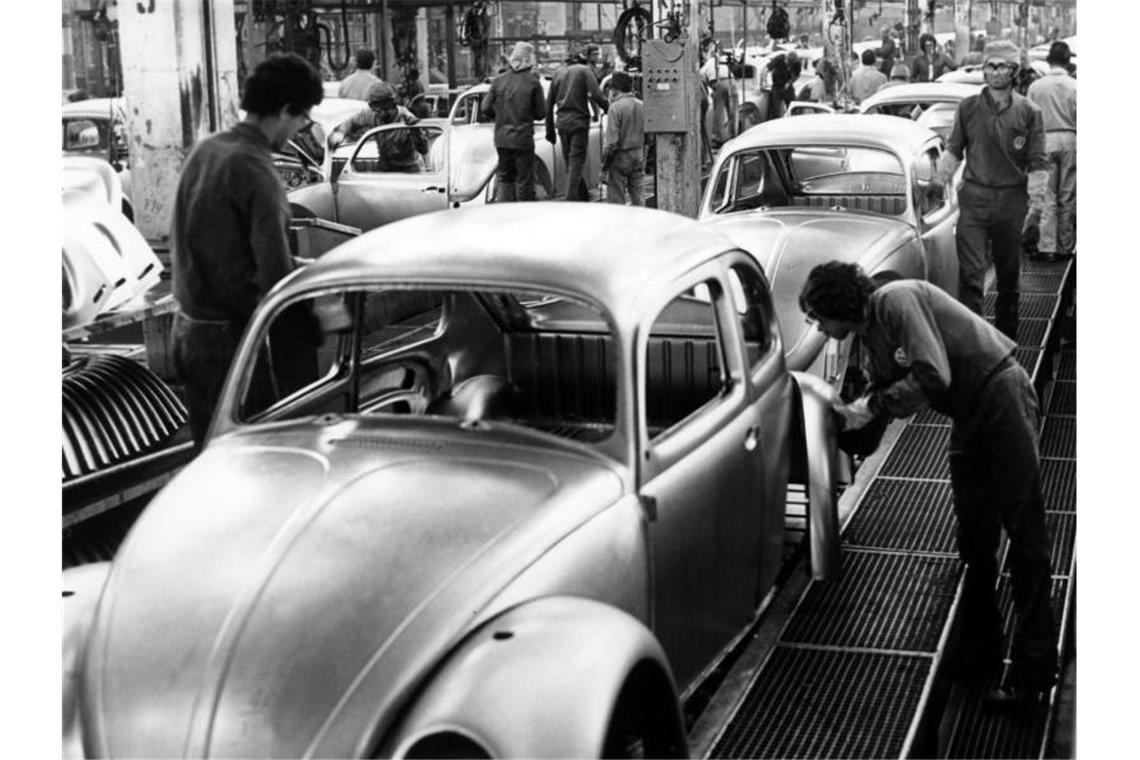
[545,128,557,145]
[832,396,876,432]
[1021,207,1042,247]
[924,178,945,205]
[328,131,344,149]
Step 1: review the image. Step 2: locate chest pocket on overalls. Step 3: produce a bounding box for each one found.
[1009,126,1028,159]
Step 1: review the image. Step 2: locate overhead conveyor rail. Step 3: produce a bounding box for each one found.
[692,259,1076,759]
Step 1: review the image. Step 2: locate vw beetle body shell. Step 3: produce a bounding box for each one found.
[65,205,839,758]
[699,114,960,386]
[288,81,603,231]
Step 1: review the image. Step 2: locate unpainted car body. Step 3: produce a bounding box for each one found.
[288,80,604,232]
[699,114,960,389]
[62,98,133,219]
[857,81,981,140]
[63,204,841,759]
[62,156,162,330]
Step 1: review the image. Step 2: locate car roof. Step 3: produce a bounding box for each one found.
[859,81,980,109]
[726,113,939,155]
[62,97,124,119]
[279,204,737,325]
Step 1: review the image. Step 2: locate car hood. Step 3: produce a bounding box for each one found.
[80,418,624,758]
[705,210,912,370]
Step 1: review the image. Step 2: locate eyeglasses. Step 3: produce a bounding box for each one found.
[982,62,1014,73]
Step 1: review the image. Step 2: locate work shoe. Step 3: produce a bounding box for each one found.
[982,684,1050,713]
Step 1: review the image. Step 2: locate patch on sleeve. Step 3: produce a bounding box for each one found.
[894,346,912,367]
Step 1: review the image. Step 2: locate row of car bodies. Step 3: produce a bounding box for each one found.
[285,81,604,232]
[64,203,843,758]
[62,89,961,760]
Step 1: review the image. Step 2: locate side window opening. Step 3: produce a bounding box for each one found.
[727,264,776,367]
[645,280,729,439]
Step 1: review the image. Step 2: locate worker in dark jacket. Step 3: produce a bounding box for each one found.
[481,41,545,202]
[602,71,645,206]
[545,47,608,201]
[935,40,1048,340]
[170,53,324,445]
[911,33,956,82]
[799,263,1058,710]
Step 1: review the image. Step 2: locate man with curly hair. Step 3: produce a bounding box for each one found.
[799,262,1058,710]
[170,53,324,446]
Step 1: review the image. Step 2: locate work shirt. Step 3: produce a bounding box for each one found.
[481,68,545,149]
[947,88,1048,187]
[337,69,381,101]
[170,123,294,323]
[604,92,645,152]
[849,64,888,103]
[911,52,955,82]
[1026,68,1076,132]
[862,281,1016,420]
[546,62,607,133]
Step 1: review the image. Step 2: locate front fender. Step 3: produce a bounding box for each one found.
[790,372,842,581]
[63,562,112,759]
[380,596,687,759]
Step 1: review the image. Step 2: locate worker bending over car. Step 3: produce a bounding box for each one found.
[799,262,1057,711]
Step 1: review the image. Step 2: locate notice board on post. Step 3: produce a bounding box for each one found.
[642,39,694,133]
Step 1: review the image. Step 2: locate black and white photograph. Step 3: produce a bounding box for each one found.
[9,0,1122,756]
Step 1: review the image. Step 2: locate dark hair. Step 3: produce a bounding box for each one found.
[799,262,875,322]
[1046,41,1071,66]
[240,53,323,116]
[861,49,877,66]
[918,33,937,52]
[610,71,632,93]
[355,48,377,70]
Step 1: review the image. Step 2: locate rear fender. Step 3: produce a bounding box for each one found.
[790,371,842,581]
[381,596,687,759]
[63,562,112,757]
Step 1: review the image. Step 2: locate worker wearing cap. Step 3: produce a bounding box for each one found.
[800,262,1058,710]
[328,81,427,171]
[480,41,545,202]
[935,40,1048,340]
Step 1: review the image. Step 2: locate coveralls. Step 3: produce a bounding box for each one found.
[545,62,607,201]
[946,88,1047,339]
[169,123,299,445]
[861,281,1057,690]
[1026,67,1077,258]
[603,91,646,206]
[481,67,545,202]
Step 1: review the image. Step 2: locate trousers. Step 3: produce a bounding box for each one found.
[605,148,645,206]
[558,127,591,201]
[956,181,1028,340]
[493,146,537,202]
[948,360,1058,689]
[1039,131,1076,256]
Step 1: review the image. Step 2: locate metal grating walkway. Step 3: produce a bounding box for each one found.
[704,258,1075,759]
